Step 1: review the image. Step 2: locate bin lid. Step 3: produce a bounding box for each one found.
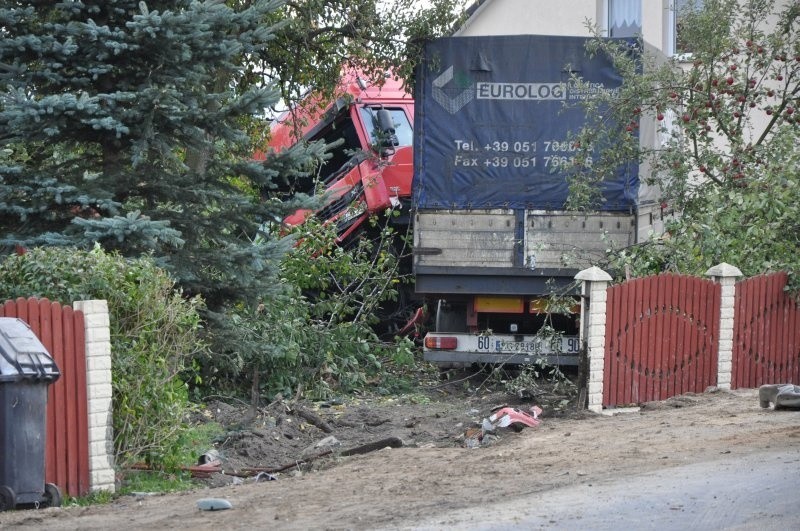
[0,318,61,382]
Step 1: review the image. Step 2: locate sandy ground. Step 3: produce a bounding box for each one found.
[1,385,799,529]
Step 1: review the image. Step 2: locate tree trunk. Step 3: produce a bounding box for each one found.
[250,368,261,414]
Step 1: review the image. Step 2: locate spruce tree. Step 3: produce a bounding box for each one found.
[0,0,322,308]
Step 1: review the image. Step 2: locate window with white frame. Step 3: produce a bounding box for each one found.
[671,0,705,56]
[608,0,641,38]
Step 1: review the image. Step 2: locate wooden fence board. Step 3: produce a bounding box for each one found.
[675,275,687,395]
[637,278,658,401]
[630,278,643,403]
[696,279,706,392]
[667,276,678,399]
[618,278,629,405]
[50,301,67,491]
[603,284,616,406]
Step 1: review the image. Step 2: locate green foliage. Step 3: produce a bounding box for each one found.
[570,0,800,286]
[170,420,225,467]
[0,0,318,311]
[0,0,464,443]
[0,245,207,468]
[612,129,800,286]
[500,358,576,400]
[244,0,464,116]
[0,1,462,397]
[202,214,416,405]
[281,214,409,326]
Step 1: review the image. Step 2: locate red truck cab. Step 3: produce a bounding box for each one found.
[255,71,414,244]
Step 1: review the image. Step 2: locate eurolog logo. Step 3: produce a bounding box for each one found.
[432,66,474,114]
[432,66,614,114]
[476,82,565,101]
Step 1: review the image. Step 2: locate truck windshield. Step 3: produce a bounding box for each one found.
[311,111,364,184]
[360,107,413,148]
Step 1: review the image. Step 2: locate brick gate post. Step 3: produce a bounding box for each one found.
[705,263,742,390]
[73,299,116,493]
[575,266,613,413]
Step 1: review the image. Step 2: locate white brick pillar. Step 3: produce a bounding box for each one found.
[73,299,116,493]
[705,263,742,391]
[575,266,613,413]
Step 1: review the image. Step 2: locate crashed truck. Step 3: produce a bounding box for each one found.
[413,35,661,367]
[256,71,422,334]
[256,71,414,242]
[261,36,661,365]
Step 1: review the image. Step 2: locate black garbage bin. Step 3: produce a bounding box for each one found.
[0,317,62,511]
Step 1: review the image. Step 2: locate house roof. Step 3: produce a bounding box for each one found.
[454,0,495,35]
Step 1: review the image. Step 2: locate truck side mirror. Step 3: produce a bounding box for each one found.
[375,109,399,150]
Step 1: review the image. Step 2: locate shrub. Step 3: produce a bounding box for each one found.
[0,245,206,468]
[202,214,417,406]
[206,280,416,406]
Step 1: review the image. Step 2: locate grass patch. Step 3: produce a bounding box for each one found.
[64,490,116,507]
[118,470,196,495]
[118,420,225,495]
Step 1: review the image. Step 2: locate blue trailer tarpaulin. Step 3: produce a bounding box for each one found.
[412,35,638,211]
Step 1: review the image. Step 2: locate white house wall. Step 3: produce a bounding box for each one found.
[456,0,673,55]
[456,0,600,37]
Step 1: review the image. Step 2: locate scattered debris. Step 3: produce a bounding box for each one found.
[759,383,800,409]
[289,403,334,433]
[314,435,341,449]
[253,472,277,483]
[364,418,391,427]
[340,436,404,456]
[196,498,232,511]
[599,406,641,417]
[128,462,222,479]
[198,449,221,466]
[302,435,341,457]
[239,437,405,477]
[462,405,543,448]
[189,463,223,478]
[194,375,580,484]
[130,491,160,498]
[482,406,542,432]
[463,427,483,449]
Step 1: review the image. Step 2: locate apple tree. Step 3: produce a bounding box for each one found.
[569,0,800,286]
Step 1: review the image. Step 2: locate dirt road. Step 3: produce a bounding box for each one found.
[2,388,799,529]
[411,448,800,529]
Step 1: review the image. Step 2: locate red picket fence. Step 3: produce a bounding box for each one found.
[732,272,800,388]
[604,274,720,406]
[1,298,90,497]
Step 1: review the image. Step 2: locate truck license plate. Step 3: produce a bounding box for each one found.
[474,335,580,354]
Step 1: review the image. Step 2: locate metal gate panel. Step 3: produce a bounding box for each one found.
[604,274,720,407]
[733,273,800,388]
